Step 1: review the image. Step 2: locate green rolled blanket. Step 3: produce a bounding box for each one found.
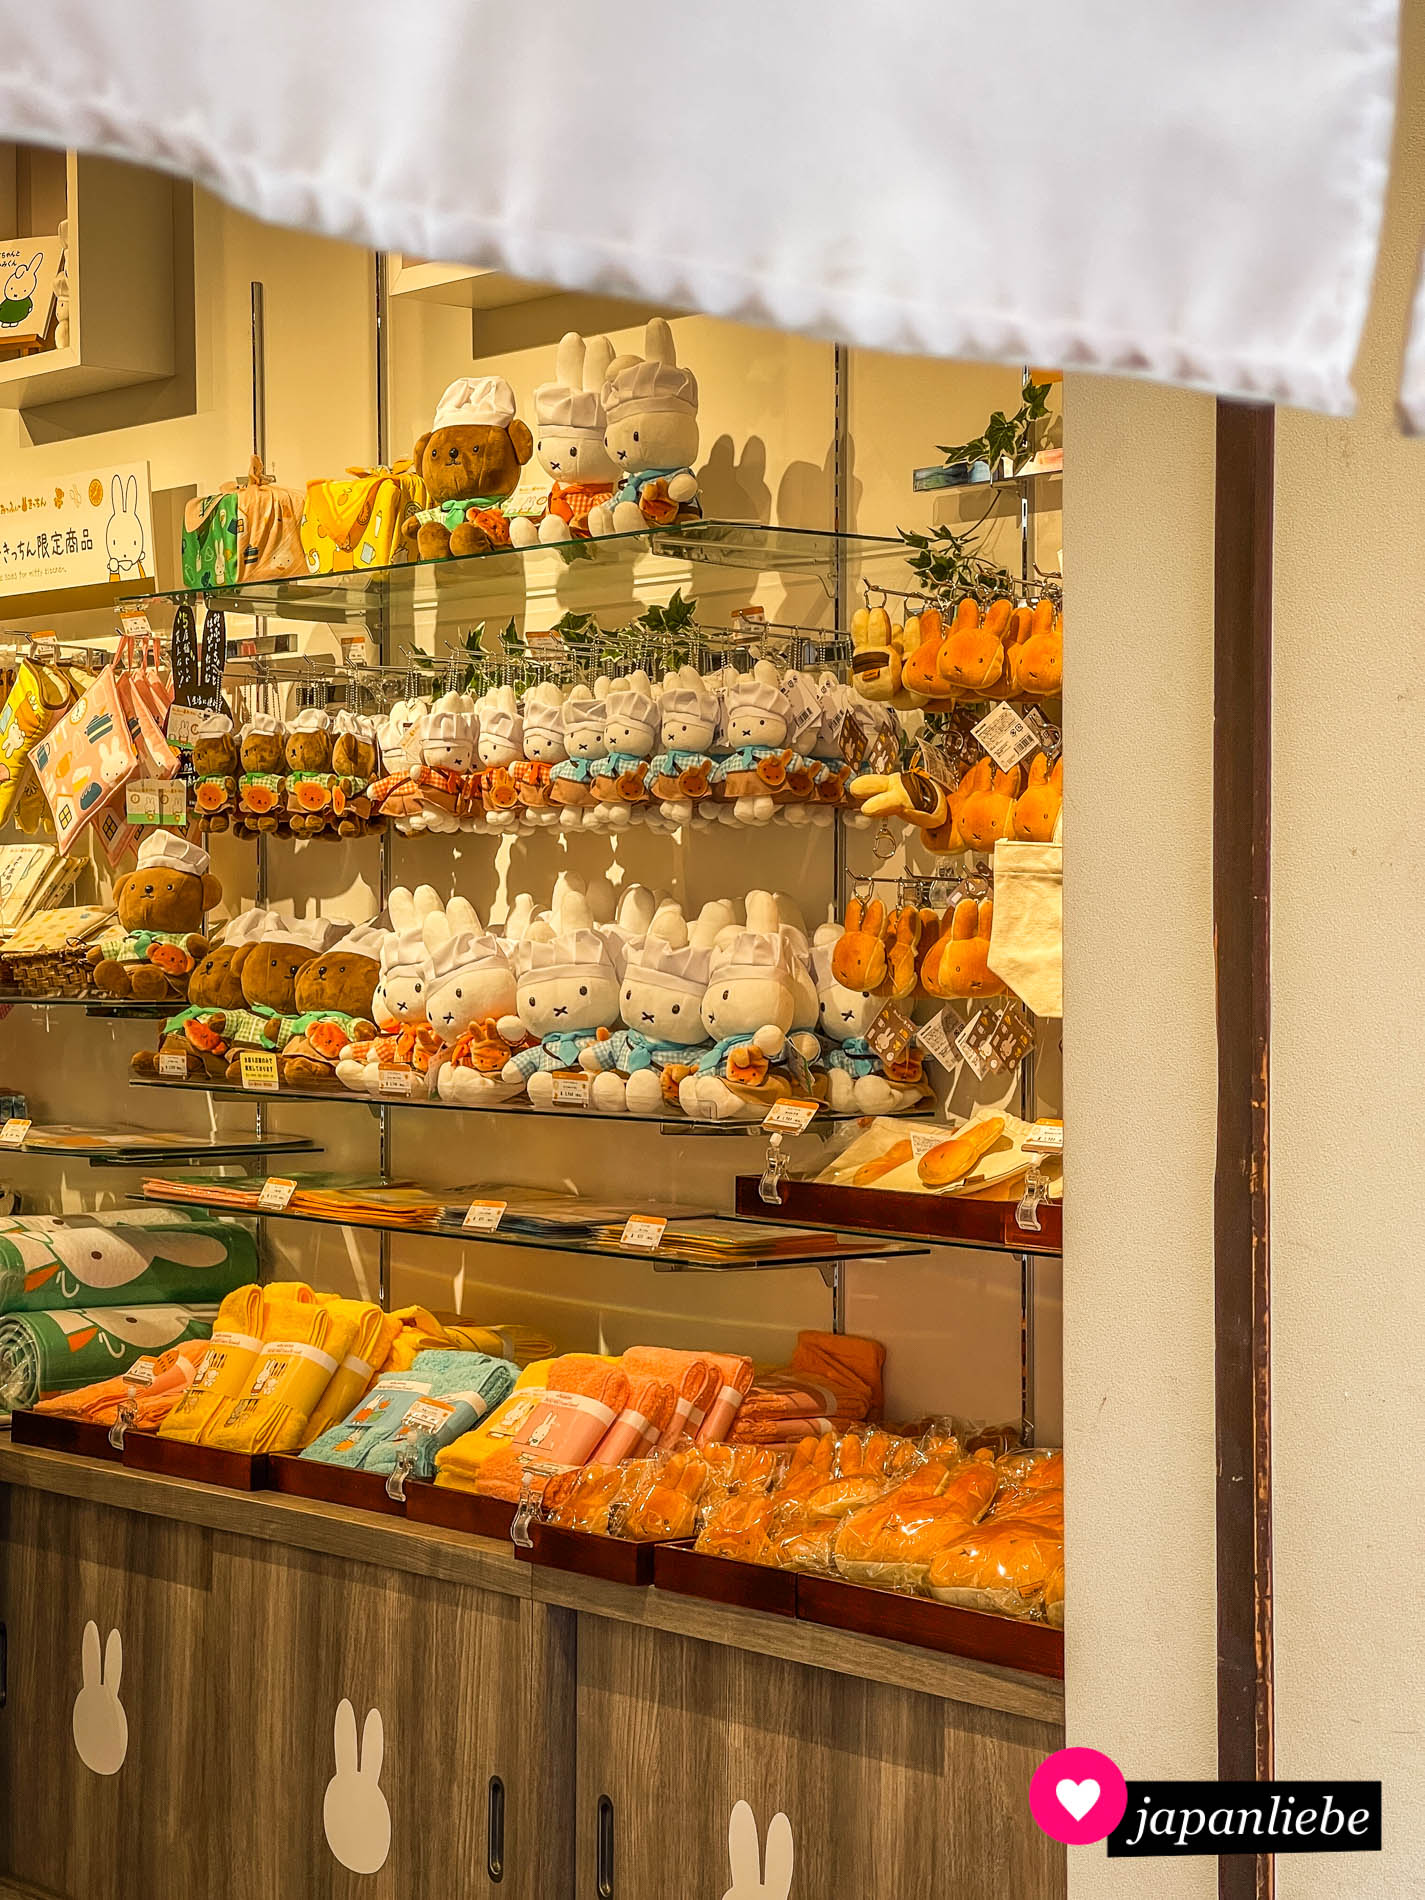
[0,1211,255,1312]
[0,1304,217,1410]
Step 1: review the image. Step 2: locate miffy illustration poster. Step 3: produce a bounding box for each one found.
[0,458,154,599]
[0,237,61,344]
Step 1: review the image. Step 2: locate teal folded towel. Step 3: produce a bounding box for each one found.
[302,1348,517,1478]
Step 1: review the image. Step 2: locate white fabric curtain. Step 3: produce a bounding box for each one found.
[0,0,1403,413]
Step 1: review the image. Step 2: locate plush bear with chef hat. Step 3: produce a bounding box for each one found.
[220,912,344,1081]
[89,830,223,999]
[278,921,386,1088]
[404,375,534,560]
[509,332,619,548]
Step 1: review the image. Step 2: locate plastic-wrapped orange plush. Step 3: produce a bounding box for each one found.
[620,1451,711,1541]
[696,1490,778,1565]
[994,1446,1063,1501]
[832,1456,998,1591]
[543,1463,630,1535]
[1042,1561,1065,1628]
[926,1515,1064,1619]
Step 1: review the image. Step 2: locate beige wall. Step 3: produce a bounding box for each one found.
[0,194,1062,1433]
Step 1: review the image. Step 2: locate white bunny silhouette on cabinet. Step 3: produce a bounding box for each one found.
[723,1800,794,1900]
[323,1699,392,1875]
[71,1621,128,1776]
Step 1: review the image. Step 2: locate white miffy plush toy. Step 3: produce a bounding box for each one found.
[473,686,523,831]
[510,332,620,548]
[584,898,728,1115]
[500,886,622,1108]
[713,661,794,825]
[647,666,719,827]
[412,692,477,834]
[677,893,812,1123]
[590,670,659,828]
[597,883,660,975]
[809,924,927,1114]
[373,697,431,830]
[516,681,566,826]
[551,683,607,829]
[588,319,702,537]
[500,892,538,946]
[420,914,528,1104]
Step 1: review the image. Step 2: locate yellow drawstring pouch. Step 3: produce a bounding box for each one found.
[0,661,72,826]
[159,1285,265,1443]
[204,1297,359,1454]
[299,1302,402,1447]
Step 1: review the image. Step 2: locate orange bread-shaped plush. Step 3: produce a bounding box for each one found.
[899,607,953,699]
[621,1450,712,1541]
[1009,598,1063,698]
[831,897,888,990]
[543,1463,631,1535]
[957,760,1020,851]
[832,1457,998,1590]
[936,596,1008,696]
[1042,1561,1065,1628]
[937,898,1004,1000]
[1012,754,1062,841]
[917,1115,1006,1188]
[880,906,922,999]
[852,1138,912,1188]
[918,905,960,997]
[994,1446,1064,1502]
[927,1514,1064,1618]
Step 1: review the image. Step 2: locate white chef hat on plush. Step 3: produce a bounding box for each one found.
[268,915,344,954]
[219,907,271,948]
[627,933,712,999]
[325,921,387,963]
[522,684,564,744]
[193,710,233,739]
[726,678,787,716]
[514,929,613,985]
[709,932,792,984]
[532,381,602,431]
[243,710,283,737]
[380,927,428,978]
[433,375,516,433]
[562,693,607,740]
[426,929,511,984]
[288,706,331,735]
[602,358,698,424]
[136,829,210,878]
[332,709,376,740]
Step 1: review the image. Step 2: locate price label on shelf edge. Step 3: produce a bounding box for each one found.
[462,1200,507,1233]
[762,1097,820,1134]
[157,1052,189,1079]
[378,1067,414,1098]
[257,1176,297,1212]
[620,1215,667,1252]
[1023,1124,1065,1154]
[238,1049,280,1092]
[0,1118,31,1147]
[550,1072,591,1107]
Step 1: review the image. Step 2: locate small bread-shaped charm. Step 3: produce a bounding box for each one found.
[917,1116,1006,1188]
[852,1138,912,1187]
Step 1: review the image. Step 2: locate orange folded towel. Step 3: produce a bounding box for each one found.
[34,1339,209,1428]
[730,1416,837,1444]
[691,1351,756,1447]
[474,1355,632,1501]
[620,1346,718,1448]
[786,1330,885,1418]
[589,1376,676,1465]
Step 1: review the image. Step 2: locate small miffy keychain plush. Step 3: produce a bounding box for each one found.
[508,332,619,546]
[590,670,659,827]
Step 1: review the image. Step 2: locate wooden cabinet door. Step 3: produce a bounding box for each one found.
[0,1486,214,1900]
[575,1617,1064,1900]
[211,1533,573,1900]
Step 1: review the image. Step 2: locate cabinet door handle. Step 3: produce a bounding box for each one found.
[596,1794,614,1899]
[486,1775,504,1884]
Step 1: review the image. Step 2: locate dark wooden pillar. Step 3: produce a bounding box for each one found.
[1213,399,1275,1900]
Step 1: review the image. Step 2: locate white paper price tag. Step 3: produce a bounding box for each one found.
[971,703,1041,771]
[1023,1124,1064,1154]
[620,1215,667,1252]
[119,608,155,643]
[157,1052,190,1079]
[165,704,207,749]
[395,1396,457,1441]
[0,1118,31,1147]
[915,1008,961,1074]
[378,1067,414,1097]
[239,1049,279,1092]
[908,1128,948,1161]
[257,1176,297,1212]
[762,1097,819,1134]
[462,1199,506,1233]
[551,1072,591,1107]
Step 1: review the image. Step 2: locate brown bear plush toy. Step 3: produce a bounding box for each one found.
[284,708,337,837]
[403,376,533,561]
[276,922,384,1088]
[90,831,221,1000]
[131,921,255,1080]
[220,913,340,1082]
[235,713,287,837]
[190,712,240,833]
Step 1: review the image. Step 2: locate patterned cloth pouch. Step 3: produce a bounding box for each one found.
[32,667,137,852]
[300,464,424,574]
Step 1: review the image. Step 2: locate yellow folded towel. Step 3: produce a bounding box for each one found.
[380,1304,455,1372]
[204,1294,359,1454]
[298,1302,402,1447]
[433,1356,618,1491]
[159,1284,265,1444]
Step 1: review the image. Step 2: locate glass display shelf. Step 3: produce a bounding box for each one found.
[132,522,908,625]
[131,1187,928,1275]
[129,1076,857,1136]
[732,1174,1062,1258]
[911,458,1064,495]
[2,1124,323,1169]
[0,994,172,1018]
